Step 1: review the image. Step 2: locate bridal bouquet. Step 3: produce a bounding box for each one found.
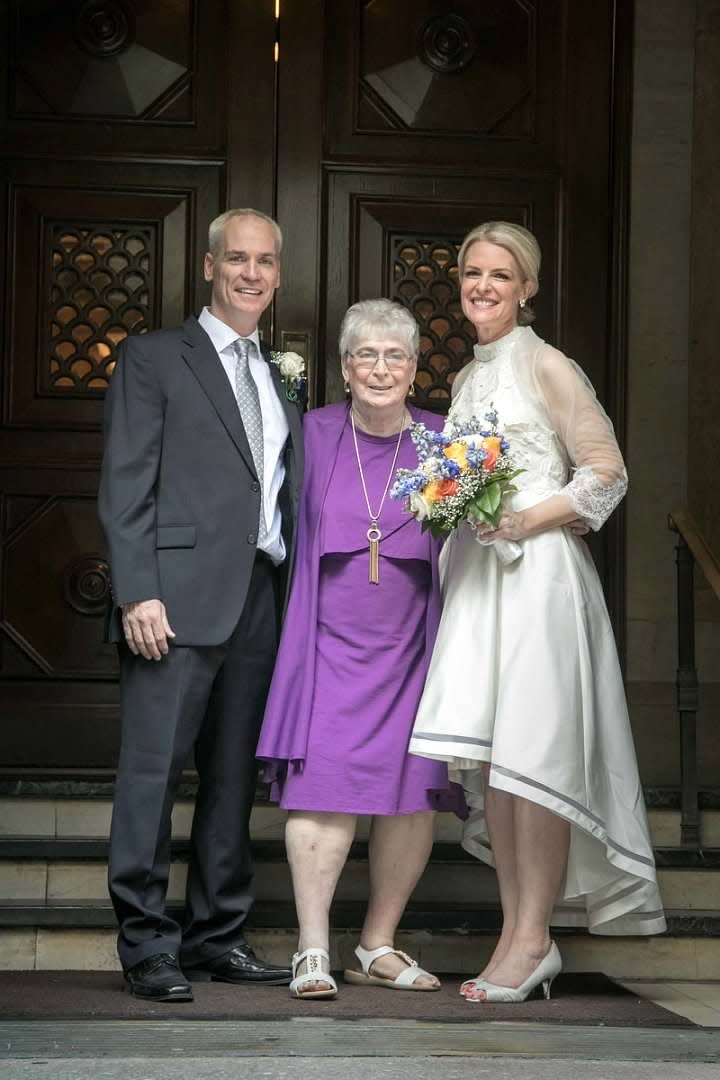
[390,408,524,563]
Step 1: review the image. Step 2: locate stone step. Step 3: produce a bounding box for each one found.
[2,798,720,848]
[3,783,718,979]
[2,899,716,935]
[1,850,719,912]
[4,836,720,868]
[2,919,720,980]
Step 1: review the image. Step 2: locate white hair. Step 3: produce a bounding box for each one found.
[339,299,419,358]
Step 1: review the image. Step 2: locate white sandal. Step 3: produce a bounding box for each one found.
[344,944,440,992]
[289,947,338,999]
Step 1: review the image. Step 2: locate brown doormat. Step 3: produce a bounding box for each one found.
[0,971,694,1027]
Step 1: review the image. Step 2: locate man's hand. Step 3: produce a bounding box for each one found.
[121,599,175,660]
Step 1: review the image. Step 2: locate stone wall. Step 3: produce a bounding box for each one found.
[626,0,720,785]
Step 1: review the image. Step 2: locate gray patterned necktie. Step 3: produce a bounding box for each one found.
[233,337,266,542]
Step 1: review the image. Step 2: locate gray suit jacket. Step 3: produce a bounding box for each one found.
[98,316,304,645]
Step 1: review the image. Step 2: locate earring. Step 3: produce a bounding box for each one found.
[408,382,416,398]
[344,381,351,394]
[519,297,527,309]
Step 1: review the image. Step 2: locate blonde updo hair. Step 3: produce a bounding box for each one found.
[457,221,540,326]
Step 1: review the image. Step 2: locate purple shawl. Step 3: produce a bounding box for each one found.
[257,401,444,776]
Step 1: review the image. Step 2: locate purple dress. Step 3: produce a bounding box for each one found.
[256,402,458,816]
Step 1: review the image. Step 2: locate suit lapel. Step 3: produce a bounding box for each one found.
[181,317,257,477]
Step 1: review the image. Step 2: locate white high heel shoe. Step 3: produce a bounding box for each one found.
[464,941,562,1003]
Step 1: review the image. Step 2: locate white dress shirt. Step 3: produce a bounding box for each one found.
[198,307,289,564]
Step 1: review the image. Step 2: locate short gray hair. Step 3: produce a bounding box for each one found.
[339,299,419,358]
[458,221,541,326]
[208,208,283,257]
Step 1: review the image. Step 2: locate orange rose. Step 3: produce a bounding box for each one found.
[437,478,459,498]
[482,449,499,472]
[425,478,458,503]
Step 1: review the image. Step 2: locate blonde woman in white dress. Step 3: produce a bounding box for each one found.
[410,222,665,1004]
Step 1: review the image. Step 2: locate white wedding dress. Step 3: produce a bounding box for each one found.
[410,326,665,935]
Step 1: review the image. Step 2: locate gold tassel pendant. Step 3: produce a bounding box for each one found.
[367,523,382,585]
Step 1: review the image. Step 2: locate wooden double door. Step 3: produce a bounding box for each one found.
[0,0,631,769]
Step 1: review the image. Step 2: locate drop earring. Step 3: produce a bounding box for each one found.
[408,382,416,398]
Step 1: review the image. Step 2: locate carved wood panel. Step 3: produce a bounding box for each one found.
[1,492,117,679]
[12,0,194,122]
[359,0,535,137]
[5,159,222,433]
[325,0,561,164]
[3,0,225,155]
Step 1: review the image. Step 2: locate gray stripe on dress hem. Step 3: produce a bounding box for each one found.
[413,732,493,747]
[542,901,664,922]
[602,835,656,868]
[489,763,656,870]
[587,879,645,915]
[607,909,666,921]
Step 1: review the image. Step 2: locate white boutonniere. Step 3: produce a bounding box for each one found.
[270,350,306,401]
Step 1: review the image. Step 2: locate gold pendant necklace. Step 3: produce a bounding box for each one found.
[350,408,406,585]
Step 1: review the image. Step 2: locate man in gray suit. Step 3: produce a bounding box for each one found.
[99,208,303,1001]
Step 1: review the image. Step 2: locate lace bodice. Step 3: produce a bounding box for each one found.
[449,328,627,530]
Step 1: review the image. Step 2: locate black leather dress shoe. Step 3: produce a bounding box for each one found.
[185,942,292,985]
[124,953,194,1001]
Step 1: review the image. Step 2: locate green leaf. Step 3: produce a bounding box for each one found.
[468,506,494,525]
[479,482,503,515]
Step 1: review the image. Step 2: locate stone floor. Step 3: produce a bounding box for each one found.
[621,981,720,1027]
[1,1014,718,1064]
[1,1060,719,1080]
[1,979,719,1076]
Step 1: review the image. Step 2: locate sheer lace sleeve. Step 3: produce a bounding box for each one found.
[533,345,627,530]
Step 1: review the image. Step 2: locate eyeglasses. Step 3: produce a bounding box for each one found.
[347,349,413,371]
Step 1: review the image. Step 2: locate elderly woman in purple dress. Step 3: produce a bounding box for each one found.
[256,299,458,999]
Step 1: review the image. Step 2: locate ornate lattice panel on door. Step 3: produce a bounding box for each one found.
[391,236,473,410]
[47,224,155,396]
